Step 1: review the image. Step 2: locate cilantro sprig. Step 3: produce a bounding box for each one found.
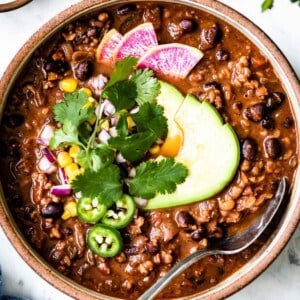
[50,56,188,207]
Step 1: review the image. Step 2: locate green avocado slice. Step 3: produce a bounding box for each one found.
[145,82,240,210]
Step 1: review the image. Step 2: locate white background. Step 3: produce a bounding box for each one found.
[0,0,299,299]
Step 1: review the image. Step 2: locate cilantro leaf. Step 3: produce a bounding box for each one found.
[77,144,115,171]
[105,56,138,88]
[53,90,94,127]
[132,103,168,139]
[261,0,274,11]
[109,131,156,162]
[128,158,188,199]
[102,81,137,111]
[129,69,161,105]
[116,111,129,137]
[71,165,123,206]
[50,121,80,149]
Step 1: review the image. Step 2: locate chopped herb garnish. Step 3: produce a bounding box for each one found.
[128,158,188,199]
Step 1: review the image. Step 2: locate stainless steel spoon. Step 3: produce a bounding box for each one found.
[138,177,287,300]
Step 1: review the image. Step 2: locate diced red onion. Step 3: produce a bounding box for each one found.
[58,168,68,184]
[50,184,72,196]
[41,147,56,163]
[128,167,136,178]
[38,156,57,174]
[134,197,148,208]
[39,124,54,146]
[109,126,117,137]
[75,192,82,199]
[130,106,139,114]
[110,115,118,126]
[87,74,108,96]
[37,138,47,145]
[116,152,126,163]
[102,99,116,116]
[98,129,111,144]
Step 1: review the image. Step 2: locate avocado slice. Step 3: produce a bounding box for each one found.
[145,82,240,210]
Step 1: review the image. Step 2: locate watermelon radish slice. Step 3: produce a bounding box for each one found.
[138,43,204,79]
[114,23,158,61]
[96,29,122,64]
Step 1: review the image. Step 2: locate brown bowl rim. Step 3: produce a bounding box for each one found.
[0,0,299,299]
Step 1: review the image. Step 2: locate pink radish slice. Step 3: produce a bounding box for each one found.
[96,29,122,64]
[138,43,204,79]
[115,23,158,61]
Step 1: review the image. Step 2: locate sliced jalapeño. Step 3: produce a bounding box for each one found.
[101,194,136,229]
[88,224,122,257]
[77,196,106,223]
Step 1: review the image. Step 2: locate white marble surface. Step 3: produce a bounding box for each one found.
[0,0,299,299]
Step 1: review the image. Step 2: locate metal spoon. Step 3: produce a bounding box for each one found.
[138,177,287,300]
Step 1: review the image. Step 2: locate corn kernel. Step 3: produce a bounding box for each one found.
[59,77,78,93]
[57,151,73,168]
[69,145,81,158]
[80,87,92,97]
[149,144,161,155]
[100,119,110,131]
[65,163,79,180]
[61,201,77,220]
[127,116,135,129]
[83,101,93,108]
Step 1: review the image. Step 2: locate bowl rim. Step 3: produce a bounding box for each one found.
[0,0,299,299]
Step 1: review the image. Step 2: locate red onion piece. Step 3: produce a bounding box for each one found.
[134,197,148,208]
[102,99,116,116]
[87,74,108,96]
[116,152,126,163]
[109,126,117,137]
[58,168,68,184]
[42,147,56,163]
[50,184,72,196]
[39,124,54,146]
[98,129,111,144]
[38,156,57,174]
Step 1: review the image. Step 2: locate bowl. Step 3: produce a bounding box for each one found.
[0,0,299,299]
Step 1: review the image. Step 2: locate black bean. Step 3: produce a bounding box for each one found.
[200,23,221,51]
[282,117,294,129]
[243,103,267,122]
[264,138,282,159]
[4,113,24,128]
[43,59,68,74]
[266,92,285,111]
[261,116,275,130]
[179,19,197,33]
[176,211,195,228]
[116,4,136,16]
[191,230,203,241]
[146,243,159,254]
[7,139,21,158]
[242,138,257,161]
[216,49,229,61]
[73,60,94,81]
[41,202,63,219]
[203,81,221,90]
[11,194,23,207]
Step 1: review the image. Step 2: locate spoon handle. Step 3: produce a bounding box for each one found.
[137,248,219,300]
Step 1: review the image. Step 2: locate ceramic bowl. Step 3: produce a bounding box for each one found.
[0,0,299,299]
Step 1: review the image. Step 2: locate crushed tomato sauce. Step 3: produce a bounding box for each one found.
[0,2,298,299]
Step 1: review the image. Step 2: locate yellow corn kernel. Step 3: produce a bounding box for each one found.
[69,145,80,158]
[80,87,92,97]
[61,201,77,220]
[100,119,110,131]
[127,116,135,129]
[159,134,182,157]
[65,163,79,180]
[59,77,78,93]
[149,144,161,155]
[57,151,73,168]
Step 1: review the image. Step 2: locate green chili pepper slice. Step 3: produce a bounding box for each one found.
[101,194,136,229]
[77,196,106,223]
[88,224,123,257]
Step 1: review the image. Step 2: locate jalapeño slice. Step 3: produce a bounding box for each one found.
[77,197,106,223]
[88,224,122,257]
[101,194,136,229]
